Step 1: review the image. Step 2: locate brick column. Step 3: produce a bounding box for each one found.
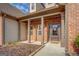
[65,4,78,55]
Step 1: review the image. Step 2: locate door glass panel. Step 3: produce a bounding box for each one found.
[50,24,59,36]
[52,25,59,35]
[53,29,58,35]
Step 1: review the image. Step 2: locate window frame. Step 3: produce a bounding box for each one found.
[37,24,41,35]
[31,3,35,10]
[30,25,33,35]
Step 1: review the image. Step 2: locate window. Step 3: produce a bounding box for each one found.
[31,3,34,10]
[38,25,41,30]
[37,25,41,35]
[38,31,41,35]
[30,26,33,35]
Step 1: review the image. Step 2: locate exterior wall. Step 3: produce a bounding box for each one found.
[30,20,41,42]
[66,4,79,55]
[20,22,27,41]
[30,16,61,43]
[31,25,37,42]
[0,15,3,45]
[5,17,18,43]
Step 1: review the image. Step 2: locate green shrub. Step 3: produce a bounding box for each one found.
[75,35,79,48]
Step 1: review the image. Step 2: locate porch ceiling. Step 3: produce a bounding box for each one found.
[0,11,17,20]
[19,5,65,21]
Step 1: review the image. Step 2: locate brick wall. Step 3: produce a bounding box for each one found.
[66,4,79,55]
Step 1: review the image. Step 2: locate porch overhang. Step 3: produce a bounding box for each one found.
[0,11,17,20]
[19,5,65,21]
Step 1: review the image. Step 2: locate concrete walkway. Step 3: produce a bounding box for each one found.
[34,42,65,56]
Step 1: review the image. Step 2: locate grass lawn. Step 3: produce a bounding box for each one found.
[0,43,42,56]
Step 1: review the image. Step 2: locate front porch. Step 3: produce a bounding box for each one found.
[18,5,65,48]
[20,12,65,47]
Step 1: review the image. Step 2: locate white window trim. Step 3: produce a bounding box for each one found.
[30,3,36,12]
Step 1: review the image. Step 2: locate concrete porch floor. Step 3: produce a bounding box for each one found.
[34,42,65,56]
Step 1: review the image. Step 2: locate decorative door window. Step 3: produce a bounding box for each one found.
[52,25,59,35]
[50,24,59,36]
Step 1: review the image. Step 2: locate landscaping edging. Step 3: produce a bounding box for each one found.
[29,45,45,56]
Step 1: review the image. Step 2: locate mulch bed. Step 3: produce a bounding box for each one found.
[0,43,42,56]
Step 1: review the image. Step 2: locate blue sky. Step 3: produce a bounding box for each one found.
[10,3,30,13]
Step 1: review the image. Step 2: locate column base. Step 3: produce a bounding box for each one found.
[65,48,70,56]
